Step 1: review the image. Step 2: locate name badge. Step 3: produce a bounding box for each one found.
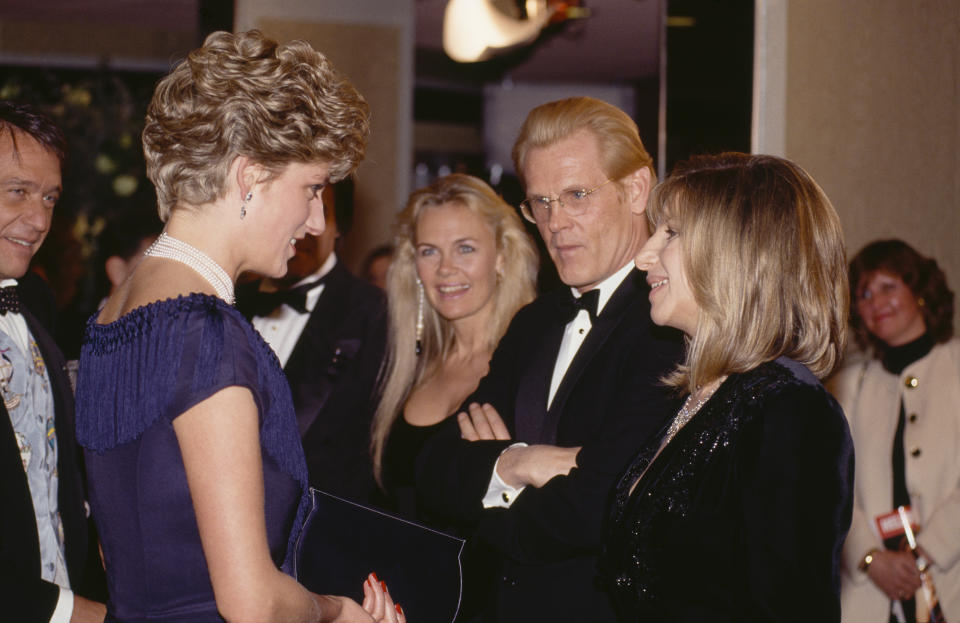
[875,506,918,541]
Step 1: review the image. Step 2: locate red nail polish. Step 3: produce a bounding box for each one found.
[380,580,387,592]
[370,571,379,582]
[396,604,404,615]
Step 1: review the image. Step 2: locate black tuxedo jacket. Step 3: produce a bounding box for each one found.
[241,262,387,505]
[0,287,96,621]
[417,268,683,623]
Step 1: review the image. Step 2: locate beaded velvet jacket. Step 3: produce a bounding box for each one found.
[601,357,855,622]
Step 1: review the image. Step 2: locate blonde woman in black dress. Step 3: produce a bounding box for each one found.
[601,153,855,622]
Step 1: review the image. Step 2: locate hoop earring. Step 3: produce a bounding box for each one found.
[241,191,252,219]
[416,278,425,356]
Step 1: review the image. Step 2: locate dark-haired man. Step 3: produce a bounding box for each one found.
[0,101,105,622]
[238,181,387,504]
[417,97,683,622]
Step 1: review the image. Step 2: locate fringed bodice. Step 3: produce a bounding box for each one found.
[75,294,309,622]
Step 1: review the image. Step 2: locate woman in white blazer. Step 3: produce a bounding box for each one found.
[831,239,960,623]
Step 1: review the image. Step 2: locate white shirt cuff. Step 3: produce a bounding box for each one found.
[482,442,528,508]
[50,587,74,623]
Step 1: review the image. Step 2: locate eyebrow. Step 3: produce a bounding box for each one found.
[0,177,40,187]
[0,177,61,192]
[415,237,479,247]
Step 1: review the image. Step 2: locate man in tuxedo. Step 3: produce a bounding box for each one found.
[238,180,387,505]
[0,102,105,622]
[417,97,683,622]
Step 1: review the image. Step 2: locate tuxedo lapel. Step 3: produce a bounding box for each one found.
[538,269,643,444]
[284,264,345,436]
[513,294,568,443]
[284,262,346,374]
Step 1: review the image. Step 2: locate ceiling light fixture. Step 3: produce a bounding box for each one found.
[443,0,588,63]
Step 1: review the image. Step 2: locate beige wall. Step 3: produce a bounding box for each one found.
[236,1,414,273]
[756,0,960,329]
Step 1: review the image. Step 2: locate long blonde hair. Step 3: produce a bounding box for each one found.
[647,153,848,393]
[371,174,538,485]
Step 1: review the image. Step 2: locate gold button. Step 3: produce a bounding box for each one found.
[501,492,511,503]
[905,376,919,388]
[910,447,921,458]
[908,413,918,423]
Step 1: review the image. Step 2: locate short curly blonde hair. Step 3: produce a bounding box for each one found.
[143,30,370,220]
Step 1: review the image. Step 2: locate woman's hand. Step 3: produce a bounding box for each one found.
[866,549,922,600]
[360,573,406,623]
[313,577,405,623]
[458,403,511,441]
[496,444,581,488]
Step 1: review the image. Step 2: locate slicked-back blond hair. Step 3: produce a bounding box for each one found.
[371,174,538,485]
[143,30,369,220]
[648,153,848,392]
[511,96,655,188]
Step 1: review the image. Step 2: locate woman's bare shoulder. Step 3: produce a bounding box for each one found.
[98,258,217,324]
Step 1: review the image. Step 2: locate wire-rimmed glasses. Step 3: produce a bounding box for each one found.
[518,178,614,224]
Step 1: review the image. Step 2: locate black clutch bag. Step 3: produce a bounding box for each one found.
[294,488,465,623]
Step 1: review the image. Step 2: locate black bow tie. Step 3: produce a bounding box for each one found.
[0,286,21,315]
[246,279,324,317]
[562,288,600,323]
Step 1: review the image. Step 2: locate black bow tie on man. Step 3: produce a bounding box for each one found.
[561,288,600,323]
[0,285,21,315]
[246,279,324,317]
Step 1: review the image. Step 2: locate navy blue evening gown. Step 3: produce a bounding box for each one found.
[76,294,309,622]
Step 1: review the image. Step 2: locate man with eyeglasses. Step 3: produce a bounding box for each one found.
[417,96,683,622]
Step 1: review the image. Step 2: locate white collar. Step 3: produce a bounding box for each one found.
[291,253,337,290]
[570,261,634,315]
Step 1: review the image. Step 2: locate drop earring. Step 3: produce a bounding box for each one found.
[241,191,252,219]
[415,278,424,356]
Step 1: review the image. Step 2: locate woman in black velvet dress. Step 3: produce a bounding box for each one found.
[601,153,855,622]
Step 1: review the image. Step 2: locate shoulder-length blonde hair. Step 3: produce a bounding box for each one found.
[648,153,848,392]
[371,173,538,485]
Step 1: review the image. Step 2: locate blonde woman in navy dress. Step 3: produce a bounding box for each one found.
[75,31,404,623]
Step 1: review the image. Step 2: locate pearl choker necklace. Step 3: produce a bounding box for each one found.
[144,232,235,305]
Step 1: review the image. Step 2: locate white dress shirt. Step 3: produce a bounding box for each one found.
[251,253,336,367]
[482,262,636,508]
